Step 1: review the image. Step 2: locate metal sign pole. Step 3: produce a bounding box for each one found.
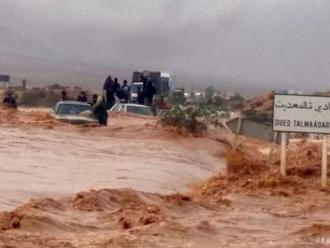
[280,132,287,176]
[322,135,328,188]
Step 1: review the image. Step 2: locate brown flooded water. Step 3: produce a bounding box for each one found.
[0,114,223,210]
[1,109,330,247]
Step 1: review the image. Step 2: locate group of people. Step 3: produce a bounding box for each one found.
[61,90,89,103]
[103,76,130,109]
[136,79,156,106]
[60,75,164,126]
[1,75,161,125]
[103,75,157,109]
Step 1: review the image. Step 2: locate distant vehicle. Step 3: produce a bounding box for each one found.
[110,103,154,116]
[173,88,184,94]
[51,101,98,124]
[131,71,172,102]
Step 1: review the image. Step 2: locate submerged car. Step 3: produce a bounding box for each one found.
[51,101,98,124]
[110,103,154,116]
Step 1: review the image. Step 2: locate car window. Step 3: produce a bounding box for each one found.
[57,104,91,115]
[126,105,153,116]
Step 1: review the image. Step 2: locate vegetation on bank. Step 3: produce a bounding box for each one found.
[161,87,245,134]
[161,105,207,134]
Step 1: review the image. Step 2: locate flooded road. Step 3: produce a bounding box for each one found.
[0,120,223,210]
[1,110,330,247]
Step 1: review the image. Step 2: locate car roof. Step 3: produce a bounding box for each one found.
[57,101,91,106]
[116,103,150,108]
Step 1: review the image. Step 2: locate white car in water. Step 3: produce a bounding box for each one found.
[110,103,154,116]
[51,101,98,124]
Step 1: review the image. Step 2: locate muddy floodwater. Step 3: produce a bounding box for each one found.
[0,115,223,210]
[1,109,330,247]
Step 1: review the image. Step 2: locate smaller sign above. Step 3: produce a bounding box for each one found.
[273,94,330,134]
[0,75,10,82]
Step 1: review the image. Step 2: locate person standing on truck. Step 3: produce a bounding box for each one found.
[103,76,115,109]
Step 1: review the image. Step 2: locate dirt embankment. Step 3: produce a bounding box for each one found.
[245,91,274,113]
[194,141,324,200]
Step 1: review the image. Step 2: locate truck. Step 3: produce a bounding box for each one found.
[130,70,172,103]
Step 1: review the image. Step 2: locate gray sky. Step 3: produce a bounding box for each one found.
[0,0,330,91]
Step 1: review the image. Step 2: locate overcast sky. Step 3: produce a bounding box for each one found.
[0,0,330,90]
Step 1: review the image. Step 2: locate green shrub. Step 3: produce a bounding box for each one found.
[161,105,207,134]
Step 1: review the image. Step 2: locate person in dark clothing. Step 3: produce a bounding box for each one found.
[121,80,129,103]
[3,92,17,108]
[122,80,129,91]
[91,94,108,126]
[137,86,144,105]
[61,90,68,101]
[140,75,147,93]
[114,78,128,102]
[103,76,116,109]
[77,91,88,102]
[114,78,121,94]
[144,80,156,106]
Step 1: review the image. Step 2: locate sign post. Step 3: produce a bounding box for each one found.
[273,94,330,184]
[322,135,328,188]
[280,132,287,176]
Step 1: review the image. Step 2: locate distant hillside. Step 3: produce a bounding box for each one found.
[1,54,271,96]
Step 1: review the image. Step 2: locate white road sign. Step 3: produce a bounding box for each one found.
[273,94,330,134]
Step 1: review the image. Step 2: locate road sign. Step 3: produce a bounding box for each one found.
[273,94,330,134]
[273,94,329,185]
